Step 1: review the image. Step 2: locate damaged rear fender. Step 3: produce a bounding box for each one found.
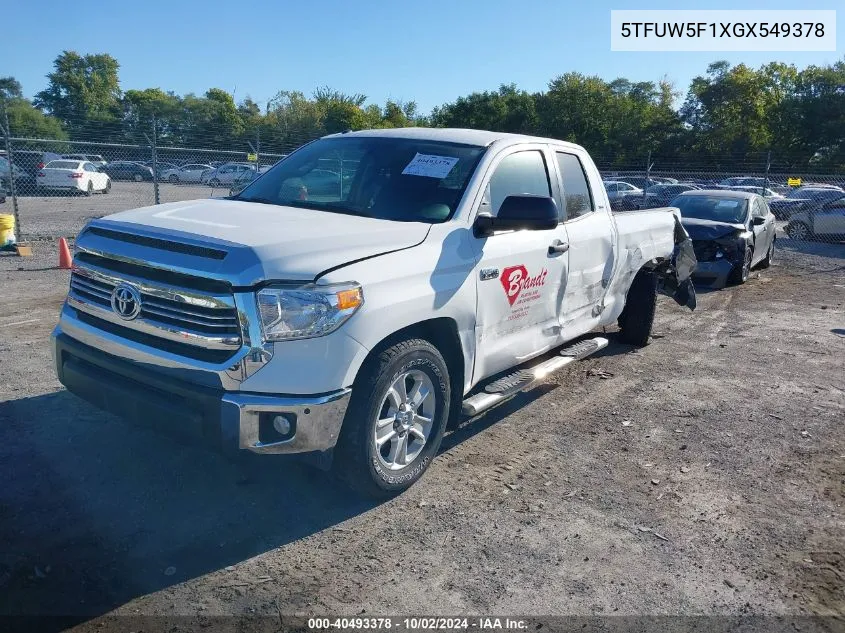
[645,215,698,310]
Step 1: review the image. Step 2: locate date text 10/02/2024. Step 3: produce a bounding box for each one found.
[307,617,529,630]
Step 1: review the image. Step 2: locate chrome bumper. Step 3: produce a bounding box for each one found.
[53,326,352,455]
[222,390,351,454]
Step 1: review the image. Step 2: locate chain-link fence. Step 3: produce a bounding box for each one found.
[596,153,845,273]
[0,133,288,242]
[2,131,843,271]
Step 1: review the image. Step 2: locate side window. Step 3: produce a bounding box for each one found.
[83,162,96,172]
[824,198,845,209]
[556,152,594,219]
[486,150,551,216]
[605,183,618,192]
[752,200,766,217]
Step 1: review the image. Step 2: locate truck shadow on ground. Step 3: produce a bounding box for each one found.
[0,392,377,626]
[0,335,637,627]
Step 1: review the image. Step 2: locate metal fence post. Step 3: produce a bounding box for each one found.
[764,150,771,192]
[151,116,160,205]
[643,150,653,206]
[1,106,21,243]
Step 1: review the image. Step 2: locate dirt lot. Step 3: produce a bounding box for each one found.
[0,239,843,630]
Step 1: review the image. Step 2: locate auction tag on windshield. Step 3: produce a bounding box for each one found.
[402,153,459,178]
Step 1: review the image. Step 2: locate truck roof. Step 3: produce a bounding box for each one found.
[324,127,585,151]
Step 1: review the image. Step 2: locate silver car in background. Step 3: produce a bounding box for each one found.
[602,180,643,206]
[160,164,213,184]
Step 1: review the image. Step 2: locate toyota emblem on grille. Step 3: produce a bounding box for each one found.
[110,283,142,320]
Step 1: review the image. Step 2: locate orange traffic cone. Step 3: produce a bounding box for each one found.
[58,237,72,269]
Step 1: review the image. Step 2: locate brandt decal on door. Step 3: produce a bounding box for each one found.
[500,265,548,320]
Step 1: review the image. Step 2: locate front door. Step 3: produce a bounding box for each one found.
[750,197,774,264]
[472,147,569,383]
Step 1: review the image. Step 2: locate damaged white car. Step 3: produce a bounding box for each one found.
[52,128,696,496]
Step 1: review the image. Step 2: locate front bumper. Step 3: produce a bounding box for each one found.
[52,328,351,455]
[691,259,735,288]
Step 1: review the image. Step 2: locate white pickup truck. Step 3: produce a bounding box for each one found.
[52,128,696,496]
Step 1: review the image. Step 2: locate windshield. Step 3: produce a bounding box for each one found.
[234,136,485,223]
[672,195,748,223]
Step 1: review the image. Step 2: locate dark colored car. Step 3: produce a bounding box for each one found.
[671,190,776,288]
[617,183,702,210]
[768,187,845,220]
[1,150,62,190]
[100,161,154,182]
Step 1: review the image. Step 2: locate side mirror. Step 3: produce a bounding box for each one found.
[474,195,559,237]
[752,216,766,226]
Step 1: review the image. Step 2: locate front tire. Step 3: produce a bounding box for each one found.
[729,247,753,285]
[618,270,657,347]
[787,222,811,242]
[169,174,179,184]
[334,338,451,498]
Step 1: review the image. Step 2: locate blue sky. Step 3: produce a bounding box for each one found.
[2,0,841,114]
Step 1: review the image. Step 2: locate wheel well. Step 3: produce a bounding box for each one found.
[357,318,465,412]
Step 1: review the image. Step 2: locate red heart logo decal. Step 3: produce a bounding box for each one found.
[500,265,527,306]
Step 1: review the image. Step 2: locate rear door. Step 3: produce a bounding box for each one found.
[84,162,107,189]
[551,149,615,340]
[472,145,570,382]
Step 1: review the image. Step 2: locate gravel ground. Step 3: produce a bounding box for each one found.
[0,238,843,631]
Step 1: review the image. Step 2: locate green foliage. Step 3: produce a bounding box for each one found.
[34,51,122,137]
[4,51,844,170]
[4,98,68,139]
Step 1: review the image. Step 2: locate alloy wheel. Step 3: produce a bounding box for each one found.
[373,370,436,471]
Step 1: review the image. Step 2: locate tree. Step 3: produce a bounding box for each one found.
[0,77,23,101]
[432,84,537,134]
[0,76,67,139]
[34,51,122,137]
[123,88,182,142]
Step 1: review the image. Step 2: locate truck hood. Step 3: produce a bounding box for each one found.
[93,198,431,283]
[681,218,746,240]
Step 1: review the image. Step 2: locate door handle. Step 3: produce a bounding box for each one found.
[548,240,570,255]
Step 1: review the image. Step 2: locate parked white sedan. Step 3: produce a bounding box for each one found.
[161,163,213,184]
[37,160,111,195]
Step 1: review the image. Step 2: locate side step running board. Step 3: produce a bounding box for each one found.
[461,336,609,417]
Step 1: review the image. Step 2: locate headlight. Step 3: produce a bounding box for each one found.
[256,283,363,341]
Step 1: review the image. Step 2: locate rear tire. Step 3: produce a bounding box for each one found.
[133,173,143,183]
[169,174,179,184]
[759,239,774,269]
[86,181,93,197]
[209,178,220,187]
[618,270,657,347]
[333,338,451,498]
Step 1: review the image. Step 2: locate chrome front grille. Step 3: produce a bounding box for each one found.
[68,261,242,354]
